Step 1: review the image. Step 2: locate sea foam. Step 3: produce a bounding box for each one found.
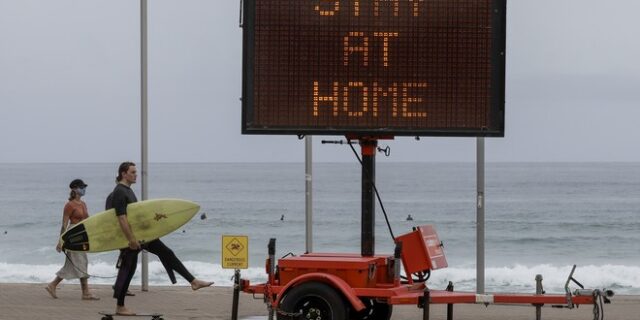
[2,261,638,294]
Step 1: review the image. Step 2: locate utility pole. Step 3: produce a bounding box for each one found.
[476,137,485,294]
[140,0,149,291]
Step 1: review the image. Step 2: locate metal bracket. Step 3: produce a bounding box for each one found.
[564,265,584,309]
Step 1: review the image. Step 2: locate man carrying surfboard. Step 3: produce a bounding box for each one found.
[109,162,213,316]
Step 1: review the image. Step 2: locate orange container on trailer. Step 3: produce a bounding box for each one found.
[395,225,448,274]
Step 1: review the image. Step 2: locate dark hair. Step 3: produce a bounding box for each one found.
[68,190,77,201]
[116,161,136,183]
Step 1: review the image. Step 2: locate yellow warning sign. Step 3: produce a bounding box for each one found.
[222,235,248,269]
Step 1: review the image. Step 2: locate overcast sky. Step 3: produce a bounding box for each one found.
[1,0,639,163]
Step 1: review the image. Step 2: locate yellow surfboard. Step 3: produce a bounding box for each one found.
[61,198,200,252]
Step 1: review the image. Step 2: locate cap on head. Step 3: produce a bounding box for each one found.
[69,179,88,189]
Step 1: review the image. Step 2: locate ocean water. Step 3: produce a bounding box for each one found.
[0,162,638,294]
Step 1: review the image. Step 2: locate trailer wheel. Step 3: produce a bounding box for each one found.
[279,282,348,320]
[351,298,393,320]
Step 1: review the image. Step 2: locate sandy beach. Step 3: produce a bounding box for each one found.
[0,283,637,320]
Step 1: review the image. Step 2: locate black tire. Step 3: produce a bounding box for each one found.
[279,282,348,320]
[351,298,393,320]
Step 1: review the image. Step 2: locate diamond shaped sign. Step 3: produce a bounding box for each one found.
[221,235,248,269]
[225,238,244,256]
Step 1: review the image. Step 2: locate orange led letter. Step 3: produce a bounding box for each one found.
[401,82,428,118]
[410,0,424,17]
[373,32,399,67]
[313,81,340,116]
[343,82,369,117]
[374,0,400,17]
[344,32,369,66]
[314,0,340,16]
[372,82,399,117]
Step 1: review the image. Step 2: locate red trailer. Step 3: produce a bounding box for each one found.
[241,139,613,320]
[242,224,612,320]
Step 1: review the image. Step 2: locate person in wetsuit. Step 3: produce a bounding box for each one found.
[109,161,213,316]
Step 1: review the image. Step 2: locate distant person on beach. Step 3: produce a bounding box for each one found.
[108,161,213,316]
[280,214,285,221]
[46,179,100,301]
[406,214,413,221]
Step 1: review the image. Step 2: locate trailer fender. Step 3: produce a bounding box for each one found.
[276,272,366,312]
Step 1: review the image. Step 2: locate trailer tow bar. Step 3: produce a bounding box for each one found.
[554,265,614,320]
[564,265,581,309]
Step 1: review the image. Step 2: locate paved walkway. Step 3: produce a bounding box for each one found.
[0,284,265,320]
[1,283,637,320]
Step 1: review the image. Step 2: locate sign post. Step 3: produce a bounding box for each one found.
[477,137,485,293]
[305,136,313,253]
[222,235,249,320]
[140,0,149,291]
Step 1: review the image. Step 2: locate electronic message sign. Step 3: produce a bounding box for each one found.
[242,0,506,136]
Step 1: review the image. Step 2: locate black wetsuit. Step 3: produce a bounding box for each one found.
[108,184,194,306]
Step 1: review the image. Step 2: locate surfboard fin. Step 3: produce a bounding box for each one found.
[61,224,90,251]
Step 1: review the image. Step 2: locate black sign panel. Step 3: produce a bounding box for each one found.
[242,0,506,137]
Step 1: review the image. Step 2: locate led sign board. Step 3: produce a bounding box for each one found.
[242,0,506,136]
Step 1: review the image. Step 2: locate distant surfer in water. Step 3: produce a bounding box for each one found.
[46,179,100,301]
[108,161,213,316]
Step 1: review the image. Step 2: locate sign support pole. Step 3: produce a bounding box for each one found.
[231,269,241,320]
[305,136,313,253]
[476,137,485,294]
[361,139,377,257]
[140,0,149,291]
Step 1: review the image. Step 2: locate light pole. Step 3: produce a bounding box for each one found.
[140,0,149,291]
[476,137,485,294]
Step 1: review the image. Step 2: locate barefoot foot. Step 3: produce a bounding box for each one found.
[45,284,58,299]
[190,279,214,291]
[115,306,136,316]
[82,294,100,300]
